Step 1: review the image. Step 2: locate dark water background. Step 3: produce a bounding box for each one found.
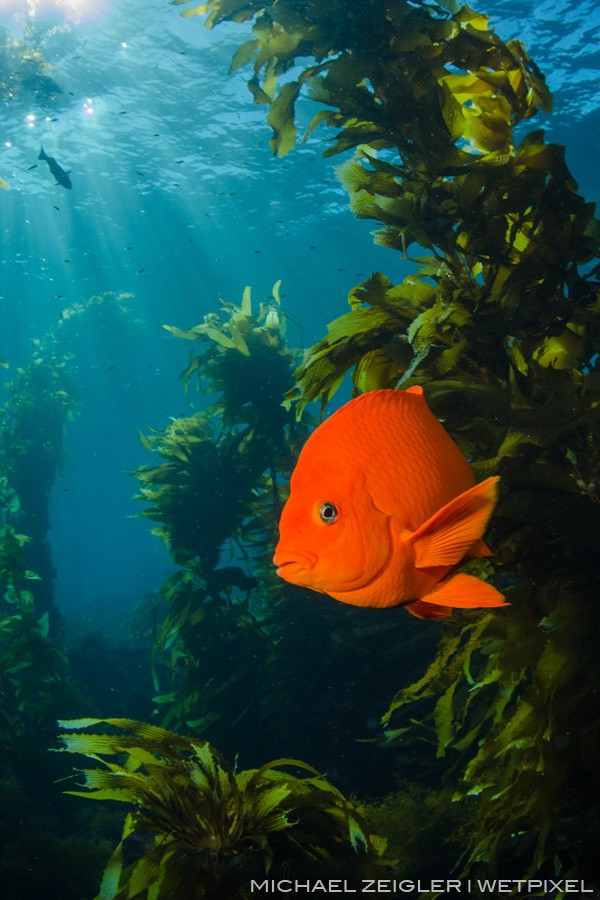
[1,0,598,638]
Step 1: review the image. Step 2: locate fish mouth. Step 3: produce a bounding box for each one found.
[274,560,303,580]
[273,549,317,580]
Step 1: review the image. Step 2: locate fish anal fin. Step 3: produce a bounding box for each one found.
[411,476,500,569]
[420,572,508,609]
[405,599,452,620]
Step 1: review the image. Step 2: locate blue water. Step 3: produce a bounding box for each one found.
[0,1,412,631]
[1,0,598,633]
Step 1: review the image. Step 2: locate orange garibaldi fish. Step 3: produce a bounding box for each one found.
[273,387,508,620]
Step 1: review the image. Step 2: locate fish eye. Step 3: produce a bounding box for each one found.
[319,502,338,524]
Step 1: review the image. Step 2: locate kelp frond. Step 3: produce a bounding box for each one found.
[174,0,600,882]
[176,0,550,161]
[57,718,390,898]
[0,24,62,103]
[133,284,313,735]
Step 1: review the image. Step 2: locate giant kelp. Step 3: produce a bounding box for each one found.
[0,344,78,817]
[0,292,137,624]
[0,295,146,899]
[0,292,138,747]
[134,286,433,775]
[138,283,301,571]
[0,467,95,900]
[0,334,78,620]
[57,717,390,899]
[0,25,61,103]
[133,285,305,740]
[176,0,600,880]
[0,488,73,753]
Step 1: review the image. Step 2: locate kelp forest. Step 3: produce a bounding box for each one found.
[1,0,599,898]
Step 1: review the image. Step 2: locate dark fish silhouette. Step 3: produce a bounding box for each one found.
[38,146,72,189]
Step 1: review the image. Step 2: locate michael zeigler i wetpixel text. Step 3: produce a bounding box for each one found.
[249,878,597,895]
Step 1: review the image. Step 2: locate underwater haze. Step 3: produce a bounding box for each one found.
[3,0,394,629]
[0,0,597,635]
[1,0,599,898]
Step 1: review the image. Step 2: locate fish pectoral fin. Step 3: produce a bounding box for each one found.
[410,476,500,568]
[404,599,452,620]
[420,572,508,609]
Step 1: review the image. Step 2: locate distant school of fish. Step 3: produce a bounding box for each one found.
[274,386,508,620]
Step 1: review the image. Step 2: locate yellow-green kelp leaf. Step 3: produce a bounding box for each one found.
[286,271,438,416]
[173,0,600,883]
[433,680,458,758]
[229,38,259,72]
[58,718,391,898]
[382,614,493,728]
[267,80,301,156]
[286,306,401,416]
[179,3,207,16]
[57,717,198,755]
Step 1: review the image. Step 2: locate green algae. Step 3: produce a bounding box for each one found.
[0,25,62,104]
[174,0,600,882]
[57,717,390,899]
[0,293,140,749]
[133,285,308,737]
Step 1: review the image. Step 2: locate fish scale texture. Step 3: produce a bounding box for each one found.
[303,389,475,532]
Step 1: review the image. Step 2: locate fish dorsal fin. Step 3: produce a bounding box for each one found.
[409,476,500,569]
[404,385,424,396]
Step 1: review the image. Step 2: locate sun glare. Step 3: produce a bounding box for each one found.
[0,0,113,26]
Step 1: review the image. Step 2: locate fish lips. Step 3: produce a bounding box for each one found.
[273,548,317,581]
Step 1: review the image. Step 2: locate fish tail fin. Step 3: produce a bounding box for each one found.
[405,599,452,620]
[419,572,508,612]
[38,146,46,160]
[410,476,500,569]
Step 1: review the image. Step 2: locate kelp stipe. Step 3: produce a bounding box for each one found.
[175,0,600,880]
[57,718,391,899]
